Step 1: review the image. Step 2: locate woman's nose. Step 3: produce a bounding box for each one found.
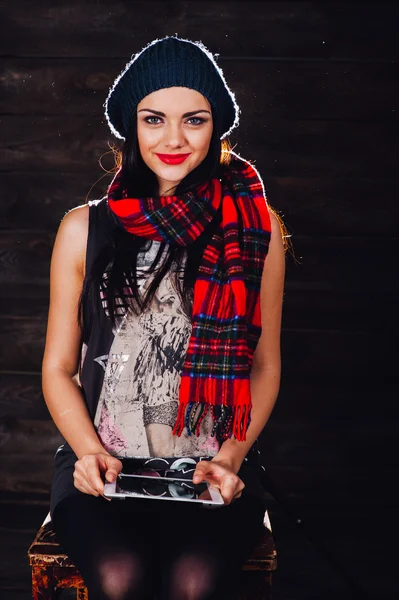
[163,124,186,148]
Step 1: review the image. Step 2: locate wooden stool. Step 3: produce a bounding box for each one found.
[28,511,277,599]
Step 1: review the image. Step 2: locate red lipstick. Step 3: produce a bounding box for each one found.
[155,153,191,165]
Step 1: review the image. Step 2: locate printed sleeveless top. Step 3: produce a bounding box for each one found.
[50,198,265,519]
[92,214,219,458]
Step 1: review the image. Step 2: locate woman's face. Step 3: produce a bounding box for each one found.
[136,87,213,195]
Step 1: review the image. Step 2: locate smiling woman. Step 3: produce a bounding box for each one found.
[136,87,214,195]
[42,35,286,599]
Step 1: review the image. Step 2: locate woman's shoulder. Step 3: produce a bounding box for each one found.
[55,198,107,276]
[57,203,89,243]
[51,205,89,278]
[56,205,88,257]
[59,197,107,236]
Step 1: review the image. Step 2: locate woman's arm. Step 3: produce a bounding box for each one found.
[41,205,106,460]
[42,206,122,498]
[215,210,285,471]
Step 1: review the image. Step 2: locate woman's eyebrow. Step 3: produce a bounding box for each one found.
[137,109,211,117]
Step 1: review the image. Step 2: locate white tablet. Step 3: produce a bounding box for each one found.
[104,472,225,507]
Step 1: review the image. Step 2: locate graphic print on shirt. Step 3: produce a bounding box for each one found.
[93,240,220,458]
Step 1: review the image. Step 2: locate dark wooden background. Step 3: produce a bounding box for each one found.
[0,2,398,598]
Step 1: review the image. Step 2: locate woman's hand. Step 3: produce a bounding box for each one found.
[192,459,245,505]
[73,453,123,501]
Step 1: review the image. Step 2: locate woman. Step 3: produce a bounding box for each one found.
[42,36,286,600]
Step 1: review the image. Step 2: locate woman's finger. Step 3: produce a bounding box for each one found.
[73,473,100,496]
[233,490,243,501]
[78,481,100,496]
[193,460,246,503]
[193,461,220,484]
[74,474,112,501]
[220,474,239,505]
[86,464,106,496]
[104,458,122,483]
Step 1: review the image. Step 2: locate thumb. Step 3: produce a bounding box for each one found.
[193,462,211,484]
[193,472,202,483]
[104,456,122,482]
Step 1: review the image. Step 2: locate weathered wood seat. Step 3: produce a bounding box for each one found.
[28,510,277,599]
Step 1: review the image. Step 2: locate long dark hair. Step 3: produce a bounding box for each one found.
[77,112,235,342]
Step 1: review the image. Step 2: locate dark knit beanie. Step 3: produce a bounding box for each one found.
[103,35,240,141]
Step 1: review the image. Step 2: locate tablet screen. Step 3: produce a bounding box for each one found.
[116,474,212,501]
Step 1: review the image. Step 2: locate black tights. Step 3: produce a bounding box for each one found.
[52,491,267,599]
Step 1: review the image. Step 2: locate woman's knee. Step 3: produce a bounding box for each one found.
[167,552,219,600]
[95,551,146,600]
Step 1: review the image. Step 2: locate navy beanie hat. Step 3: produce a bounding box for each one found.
[103,35,240,141]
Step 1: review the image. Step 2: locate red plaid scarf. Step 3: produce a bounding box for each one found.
[107,152,272,441]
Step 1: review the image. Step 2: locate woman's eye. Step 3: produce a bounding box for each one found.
[143,116,206,125]
[187,117,206,125]
[144,116,162,124]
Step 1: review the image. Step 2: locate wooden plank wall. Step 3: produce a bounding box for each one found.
[0,1,398,590]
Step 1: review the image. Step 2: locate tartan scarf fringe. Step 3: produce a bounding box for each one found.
[106,151,271,442]
[173,401,251,443]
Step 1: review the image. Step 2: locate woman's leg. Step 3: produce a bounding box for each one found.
[52,493,161,599]
[156,493,267,600]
